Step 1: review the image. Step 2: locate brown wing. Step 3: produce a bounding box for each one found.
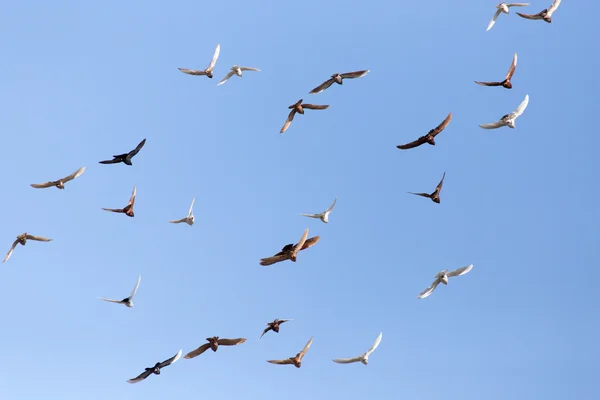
[24,235,52,242]
[309,78,335,94]
[505,52,517,81]
[217,338,247,346]
[339,70,369,79]
[30,180,58,189]
[291,228,309,258]
[127,368,154,384]
[259,326,272,339]
[301,104,329,110]
[474,80,503,87]
[408,192,432,199]
[3,239,20,263]
[435,172,446,193]
[184,343,211,359]
[280,109,297,133]
[102,207,125,213]
[516,12,542,19]
[128,185,136,208]
[297,337,313,361]
[267,359,294,365]
[260,253,290,266]
[300,236,320,251]
[397,136,427,150]
[428,112,452,137]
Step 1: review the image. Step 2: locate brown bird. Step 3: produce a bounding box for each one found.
[184,336,247,359]
[30,166,86,189]
[178,43,221,78]
[309,70,370,94]
[259,228,320,266]
[408,172,446,204]
[516,0,561,23]
[280,99,329,133]
[260,319,293,339]
[3,233,52,263]
[102,185,136,217]
[267,337,313,368]
[475,52,517,89]
[396,113,452,150]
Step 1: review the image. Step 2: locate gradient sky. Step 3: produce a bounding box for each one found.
[0,1,598,399]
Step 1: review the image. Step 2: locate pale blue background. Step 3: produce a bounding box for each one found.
[0,1,597,399]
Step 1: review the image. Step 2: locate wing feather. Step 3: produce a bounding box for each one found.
[447,264,473,278]
[510,94,529,119]
[505,53,518,80]
[280,109,297,133]
[487,9,502,31]
[207,43,220,71]
[184,343,211,359]
[339,70,370,79]
[217,338,247,346]
[309,78,335,94]
[178,68,208,76]
[158,349,182,368]
[301,104,329,110]
[418,279,441,299]
[479,121,506,129]
[217,71,235,86]
[332,357,361,364]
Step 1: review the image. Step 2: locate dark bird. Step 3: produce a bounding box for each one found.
[475,52,518,89]
[309,70,370,94]
[280,99,329,133]
[30,167,86,189]
[259,228,320,266]
[127,349,182,384]
[260,319,293,339]
[178,43,221,78]
[408,172,446,204]
[267,337,313,368]
[102,185,136,217]
[396,113,452,150]
[3,233,52,263]
[516,0,561,23]
[184,337,247,359]
[99,138,146,166]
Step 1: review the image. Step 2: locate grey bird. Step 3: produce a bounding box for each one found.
[98,139,146,166]
[299,198,337,223]
[178,43,221,78]
[516,0,561,23]
[333,332,382,365]
[3,233,52,263]
[127,349,182,384]
[309,70,370,94]
[98,275,142,308]
[267,337,313,368]
[418,264,473,299]
[30,167,86,189]
[169,198,195,226]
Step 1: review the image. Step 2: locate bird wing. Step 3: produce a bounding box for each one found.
[509,94,529,119]
[291,228,309,259]
[158,349,182,368]
[3,239,20,263]
[184,343,211,359]
[447,264,473,278]
[309,78,336,95]
[436,172,446,192]
[299,213,321,219]
[429,112,452,137]
[129,275,142,299]
[506,3,530,6]
[30,181,58,189]
[396,136,427,150]
[505,52,518,81]
[418,279,441,299]
[102,207,124,213]
[280,109,297,133]
[339,70,370,79]
[408,192,432,198]
[188,198,195,216]
[298,337,313,360]
[98,158,121,164]
[267,359,294,365]
[479,121,506,129]
[240,66,260,71]
[169,218,187,224]
[217,338,247,346]
[302,104,329,110]
[206,43,221,72]
[217,71,235,86]
[487,9,502,31]
[259,253,290,266]
[474,80,503,87]
[61,166,86,184]
[25,235,52,242]
[366,332,383,356]
[300,236,320,251]
[128,185,137,208]
[129,139,146,157]
[127,368,154,384]
[332,356,362,364]
[547,0,561,16]
[259,326,272,339]
[516,12,542,19]
[98,297,123,304]
[326,197,337,212]
[178,68,208,76]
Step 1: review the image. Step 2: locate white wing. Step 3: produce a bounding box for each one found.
[509,94,529,119]
[333,356,362,364]
[447,264,473,278]
[240,66,261,72]
[170,349,183,364]
[169,218,187,224]
[487,9,502,31]
[299,213,321,219]
[188,197,195,216]
[365,332,382,356]
[326,197,337,213]
[547,0,561,16]
[506,3,530,7]
[479,121,506,129]
[208,43,220,71]
[130,275,142,298]
[217,71,235,86]
[418,279,441,299]
[98,297,123,304]
[62,166,86,183]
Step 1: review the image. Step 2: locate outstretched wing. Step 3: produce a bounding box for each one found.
[340,70,370,79]
[479,121,506,129]
[299,213,320,219]
[516,12,543,20]
[447,264,473,278]
[259,326,272,339]
[332,356,362,364]
[505,52,518,81]
[184,343,211,359]
[188,198,195,216]
[206,43,221,72]
[547,0,561,16]
[217,71,235,86]
[506,3,530,7]
[128,139,146,157]
[178,68,208,76]
[3,239,20,263]
[509,94,529,119]
[217,338,247,346]
[30,180,58,189]
[366,332,383,356]
[127,368,153,384]
[326,197,337,212]
[158,349,182,368]
[61,166,86,184]
[240,66,260,72]
[267,359,294,365]
[130,275,142,299]
[259,253,290,266]
[98,158,121,164]
[98,297,123,304]
[429,112,452,138]
[436,172,446,192]
[300,236,320,251]
[102,207,124,213]
[309,78,335,94]
[169,218,187,224]
[407,192,432,199]
[291,228,309,259]
[487,9,502,31]
[397,136,427,150]
[418,279,441,299]
[128,186,137,208]
[280,109,297,133]
[474,80,503,87]
[302,104,329,110]
[298,337,313,360]
[25,235,52,242]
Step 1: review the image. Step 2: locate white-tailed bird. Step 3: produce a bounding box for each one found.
[178,43,221,78]
[516,0,561,23]
[98,275,142,308]
[479,94,529,130]
[169,198,195,226]
[487,3,530,31]
[299,198,337,223]
[418,264,473,299]
[30,166,86,189]
[333,332,382,365]
[217,65,261,86]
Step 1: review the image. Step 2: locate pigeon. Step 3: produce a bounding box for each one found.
[217,65,261,86]
[479,94,529,130]
[259,228,320,266]
[280,99,329,134]
[267,337,313,368]
[487,3,530,31]
[408,172,446,204]
[418,264,473,299]
[102,185,136,217]
[169,198,195,226]
[475,52,518,89]
[3,233,52,263]
[309,70,370,94]
[397,112,452,150]
[299,198,337,223]
[127,349,182,384]
[333,332,382,365]
[98,138,146,166]
[178,43,221,78]
[260,319,293,339]
[516,0,561,23]
[98,275,142,308]
[30,166,86,189]
[184,337,247,359]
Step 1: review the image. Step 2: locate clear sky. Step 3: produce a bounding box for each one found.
[0,1,597,399]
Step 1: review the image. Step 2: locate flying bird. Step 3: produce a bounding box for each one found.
[217,65,261,86]
[102,185,136,217]
[267,337,313,368]
[418,264,473,299]
[475,52,518,89]
[98,138,146,166]
[333,332,383,365]
[487,3,530,31]
[479,94,529,130]
[98,275,142,308]
[3,233,52,263]
[309,70,370,94]
[178,43,221,78]
[127,349,182,384]
[169,198,195,226]
[260,319,293,339]
[280,99,329,134]
[516,0,561,23]
[299,198,337,223]
[259,228,320,266]
[30,166,86,189]
[396,112,452,150]
[408,172,446,204]
[184,337,247,359]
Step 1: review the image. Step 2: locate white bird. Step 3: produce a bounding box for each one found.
[169,197,195,226]
[479,94,529,130]
[418,264,473,299]
[217,65,261,86]
[178,43,221,78]
[299,197,337,223]
[98,275,142,308]
[487,3,530,31]
[332,332,382,365]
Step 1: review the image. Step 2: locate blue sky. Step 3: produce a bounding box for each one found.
[0,1,597,399]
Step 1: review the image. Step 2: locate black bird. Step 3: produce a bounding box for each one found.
[99,138,146,166]
[260,319,293,339]
[127,349,182,384]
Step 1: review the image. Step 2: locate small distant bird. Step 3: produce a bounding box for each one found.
[516,0,561,23]
[184,337,247,359]
[102,185,136,217]
[475,52,518,89]
[260,319,293,339]
[259,228,320,266]
[98,275,142,308]
[267,337,313,368]
[309,70,370,94]
[30,166,86,189]
[299,198,337,223]
[217,65,261,86]
[127,349,182,384]
[396,112,452,150]
[99,138,146,166]
[169,198,195,226]
[487,3,530,31]
[479,94,529,130]
[408,172,446,204]
[333,332,382,365]
[280,99,329,134]
[3,233,52,263]
[178,43,221,78]
[418,264,473,299]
